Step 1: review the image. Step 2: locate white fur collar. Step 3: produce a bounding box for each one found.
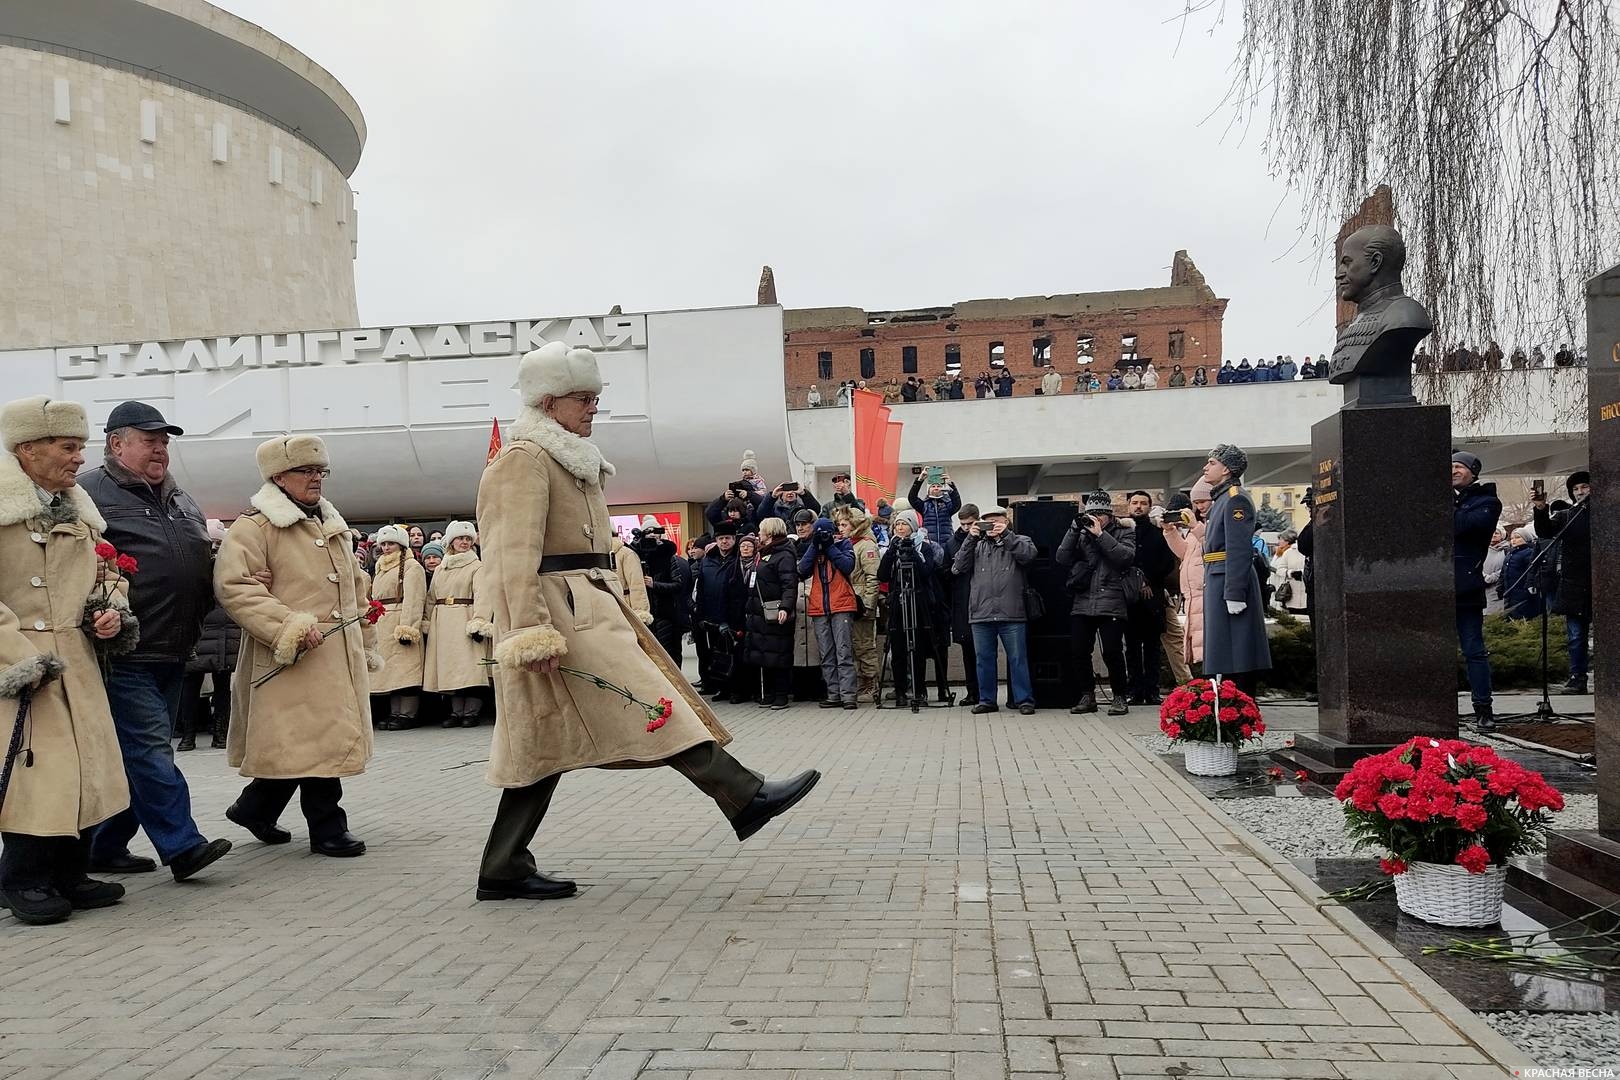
[509,407,616,485]
[439,550,478,571]
[249,482,351,538]
[0,452,105,531]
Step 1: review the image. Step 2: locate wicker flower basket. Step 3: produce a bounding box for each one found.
[1183,740,1238,777]
[1393,861,1506,927]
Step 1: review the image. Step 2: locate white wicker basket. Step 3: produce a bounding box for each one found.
[1393,861,1506,927]
[1182,740,1238,777]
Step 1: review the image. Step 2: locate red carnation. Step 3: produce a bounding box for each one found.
[1294,770,1308,782]
[115,553,139,574]
[1267,766,1284,781]
[1376,793,1406,819]
[95,542,117,560]
[365,599,387,625]
[1379,857,1408,876]
[1239,723,1253,739]
[1455,845,1491,875]
[1164,721,1181,739]
[1453,803,1487,831]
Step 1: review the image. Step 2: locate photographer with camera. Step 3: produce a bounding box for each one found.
[1533,470,1592,694]
[951,506,1038,715]
[1057,491,1137,716]
[1452,452,1501,727]
[907,466,961,540]
[632,517,691,666]
[797,517,860,709]
[706,478,764,532]
[827,472,866,513]
[758,482,822,529]
[693,521,747,702]
[878,510,949,707]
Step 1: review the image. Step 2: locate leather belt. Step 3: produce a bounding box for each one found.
[1202,551,1226,563]
[434,598,473,606]
[538,553,615,574]
[375,597,403,604]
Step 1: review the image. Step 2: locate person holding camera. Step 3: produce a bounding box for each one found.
[632,518,691,667]
[944,505,982,706]
[706,480,764,532]
[1057,491,1137,716]
[1533,470,1592,694]
[797,517,860,709]
[827,472,866,513]
[693,521,746,702]
[1452,452,1501,727]
[832,506,883,703]
[878,510,949,707]
[743,518,799,710]
[907,468,961,541]
[951,507,1038,715]
[1200,445,1272,697]
[759,482,822,529]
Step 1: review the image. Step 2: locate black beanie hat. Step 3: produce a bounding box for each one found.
[1452,450,1483,479]
[1568,470,1591,497]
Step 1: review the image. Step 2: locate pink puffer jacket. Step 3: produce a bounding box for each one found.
[1165,522,1206,666]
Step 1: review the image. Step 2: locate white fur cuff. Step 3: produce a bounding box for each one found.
[365,650,384,672]
[493,625,567,670]
[0,654,64,698]
[273,612,319,666]
[466,618,493,640]
[396,625,422,646]
[637,610,655,626]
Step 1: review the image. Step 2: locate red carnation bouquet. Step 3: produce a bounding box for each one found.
[253,598,387,687]
[84,541,141,670]
[1158,677,1266,747]
[1334,737,1564,876]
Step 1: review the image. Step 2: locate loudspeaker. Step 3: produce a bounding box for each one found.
[1029,631,1083,709]
[1014,500,1078,636]
[1014,500,1078,557]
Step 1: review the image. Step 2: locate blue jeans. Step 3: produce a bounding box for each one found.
[1455,607,1493,708]
[90,662,206,864]
[1567,614,1591,680]
[971,621,1033,707]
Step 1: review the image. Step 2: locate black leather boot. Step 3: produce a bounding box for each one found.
[176,730,196,752]
[1474,702,1495,733]
[732,770,821,841]
[476,872,578,902]
[1070,693,1097,715]
[210,711,228,749]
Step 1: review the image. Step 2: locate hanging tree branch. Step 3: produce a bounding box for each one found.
[1199,0,1620,424]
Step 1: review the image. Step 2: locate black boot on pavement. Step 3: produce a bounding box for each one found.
[88,852,156,874]
[1071,693,1097,715]
[476,872,578,902]
[170,838,232,882]
[1474,703,1496,733]
[60,878,125,910]
[311,832,366,858]
[225,803,292,845]
[0,886,72,925]
[1107,698,1129,717]
[733,770,822,841]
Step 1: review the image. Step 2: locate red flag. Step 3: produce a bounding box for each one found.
[853,389,902,508]
[486,418,503,464]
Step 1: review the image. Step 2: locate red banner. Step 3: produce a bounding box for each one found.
[853,389,901,508]
[486,417,503,464]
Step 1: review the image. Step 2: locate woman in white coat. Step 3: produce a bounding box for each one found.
[424,521,492,727]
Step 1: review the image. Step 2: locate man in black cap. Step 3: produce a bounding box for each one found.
[78,402,231,881]
[1199,444,1272,697]
[1533,469,1592,694]
[1452,451,1502,729]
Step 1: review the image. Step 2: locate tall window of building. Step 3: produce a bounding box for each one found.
[989,341,1006,368]
[944,343,962,374]
[1077,335,1095,365]
[902,345,918,373]
[1168,330,1185,360]
[1120,334,1139,363]
[859,348,876,379]
[817,350,833,380]
[1032,337,1053,366]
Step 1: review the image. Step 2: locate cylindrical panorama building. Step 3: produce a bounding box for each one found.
[0,0,364,349]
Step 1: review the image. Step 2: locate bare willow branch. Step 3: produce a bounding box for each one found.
[1215,0,1620,426]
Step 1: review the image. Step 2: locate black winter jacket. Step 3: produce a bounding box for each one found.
[186,604,243,676]
[743,541,799,669]
[1056,519,1138,619]
[79,461,213,662]
[1453,482,1502,609]
[1535,501,1591,619]
[694,547,746,629]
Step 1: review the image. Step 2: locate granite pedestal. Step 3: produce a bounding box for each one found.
[1272,402,1456,782]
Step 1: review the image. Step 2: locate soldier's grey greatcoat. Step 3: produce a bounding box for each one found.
[1200,483,1272,676]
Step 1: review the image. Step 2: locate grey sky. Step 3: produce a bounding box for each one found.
[222,0,1335,359]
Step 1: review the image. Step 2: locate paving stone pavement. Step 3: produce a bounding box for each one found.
[0,703,1524,1079]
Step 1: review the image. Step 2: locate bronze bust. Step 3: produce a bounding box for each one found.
[1329,225,1432,407]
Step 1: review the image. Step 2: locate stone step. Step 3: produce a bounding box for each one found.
[1268,746,1350,785]
[1546,830,1620,896]
[1506,856,1620,932]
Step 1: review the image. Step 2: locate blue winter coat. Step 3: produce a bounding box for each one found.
[1278,361,1298,381]
[1453,482,1501,608]
[1499,543,1541,620]
[1202,483,1272,675]
[907,476,962,540]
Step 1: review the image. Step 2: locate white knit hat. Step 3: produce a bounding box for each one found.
[1,396,88,451]
[255,434,329,482]
[442,520,477,546]
[740,449,759,473]
[517,341,602,406]
[376,524,410,548]
[639,514,664,531]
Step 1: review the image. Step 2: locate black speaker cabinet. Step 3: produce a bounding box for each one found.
[1028,631,1084,709]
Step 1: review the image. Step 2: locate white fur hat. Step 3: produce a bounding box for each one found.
[442,519,477,546]
[518,341,602,406]
[256,434,329,482]
[640,514,661,531]
[376,524,410,548]
[2,396,88,451]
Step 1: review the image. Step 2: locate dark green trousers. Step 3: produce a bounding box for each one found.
[479,741,763,882]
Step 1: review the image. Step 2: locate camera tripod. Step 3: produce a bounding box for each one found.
[1494,499,1591,726]
[876,552,953,712]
